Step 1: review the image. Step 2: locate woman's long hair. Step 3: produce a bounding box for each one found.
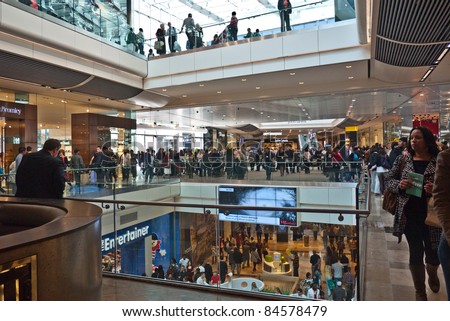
[406,126,440,157]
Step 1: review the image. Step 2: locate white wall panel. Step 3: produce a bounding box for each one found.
[319,46,370,65]
[1,5,42,40]
[0,34,33,57]
[221,43,251,66]
[148,59,170,77]
[252,60,285,74]
[285,54,320,70]
[144,76,172,88]
[196,69,224,82]
[318,21,359,51]
[283,29,319,57]
[299,187,329,204]
[31,45,67,69]
[251,37,283,61]
[329,188,355,206]
[41,19,76,50]
[195,49,222,70]
[170,54,196,74]
[171,73,196,86]
[222,64,253,78]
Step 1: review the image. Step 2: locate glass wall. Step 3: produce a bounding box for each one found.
[96,178,368,300]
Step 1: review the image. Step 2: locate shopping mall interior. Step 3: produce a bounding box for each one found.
[0,0,449,301]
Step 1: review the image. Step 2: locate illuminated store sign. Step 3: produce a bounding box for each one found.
[0,106,22,116]
[102,225,150,251]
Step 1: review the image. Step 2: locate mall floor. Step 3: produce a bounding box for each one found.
[100,168,448,301]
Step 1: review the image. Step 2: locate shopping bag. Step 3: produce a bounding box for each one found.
[90,171,97,184]
[174,41,181,52]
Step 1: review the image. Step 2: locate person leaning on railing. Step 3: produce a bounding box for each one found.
[278,0,292,32]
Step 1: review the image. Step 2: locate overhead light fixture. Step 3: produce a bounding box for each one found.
[263,132,282,135]
[182,95,187,97]
[299,82,304,85]
[162,89,167,92]
[348,76,354,80]
[437,48,449,61]
[199,84,204,87]
[217,91,222,94]
[420,66,435,82]
[290,72,296,76]
[255,86,261,90]
[241,78,247,82]
[346,65,352,69]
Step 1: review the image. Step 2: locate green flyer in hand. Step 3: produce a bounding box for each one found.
[406,172,424,198]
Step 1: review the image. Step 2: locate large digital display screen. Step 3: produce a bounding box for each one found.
[218,186,298,226]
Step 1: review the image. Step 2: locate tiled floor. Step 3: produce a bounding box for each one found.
[363,194,446,301]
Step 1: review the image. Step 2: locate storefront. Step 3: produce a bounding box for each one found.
[0,100,37,168]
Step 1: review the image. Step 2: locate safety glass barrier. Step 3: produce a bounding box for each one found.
[134,1,354,57]
[65,173,370,301]
[0,166,181,198]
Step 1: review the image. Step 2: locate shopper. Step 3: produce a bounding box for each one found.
[433,146,450,300]
[385,126,441,300]
[15,138,65,198]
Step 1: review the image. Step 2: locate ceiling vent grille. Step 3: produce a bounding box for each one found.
[0,50,90,88]
[375,0,450,67]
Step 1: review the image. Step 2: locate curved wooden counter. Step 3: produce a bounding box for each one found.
[0,197,103,300]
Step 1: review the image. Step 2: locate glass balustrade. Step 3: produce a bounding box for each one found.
[0,159,369,300]
[12,0,355,58]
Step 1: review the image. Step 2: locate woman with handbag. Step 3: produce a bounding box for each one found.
[155,24,166,55]
[385,126,441,300]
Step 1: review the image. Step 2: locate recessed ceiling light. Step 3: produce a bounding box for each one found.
[86,109,90,112]
[348,76,354,80]
[182,95,187,97]
[290,72,296,76]
[352,99,356,102]
[199,84,204,87]
[393,111,397,114]
[255,86,261,90]
[217,91,222,94]
[299,82,304,85]
[298,103,302,106]
[420,93,424,96]
[162,89,167,92]
[241,78,247,82]
[260,112,264,114]
[346,65,352,69]
[408,101,412,103]
[251,107,255,110]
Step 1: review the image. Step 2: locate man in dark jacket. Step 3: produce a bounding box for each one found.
[389,137,407,165]
[15,138,65,198]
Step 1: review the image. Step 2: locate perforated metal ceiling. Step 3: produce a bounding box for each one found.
[0,50,89,88]
[0,50,143,100]
[375,0,450,67]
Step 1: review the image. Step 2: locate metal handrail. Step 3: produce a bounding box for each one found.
[65,197,370,216]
